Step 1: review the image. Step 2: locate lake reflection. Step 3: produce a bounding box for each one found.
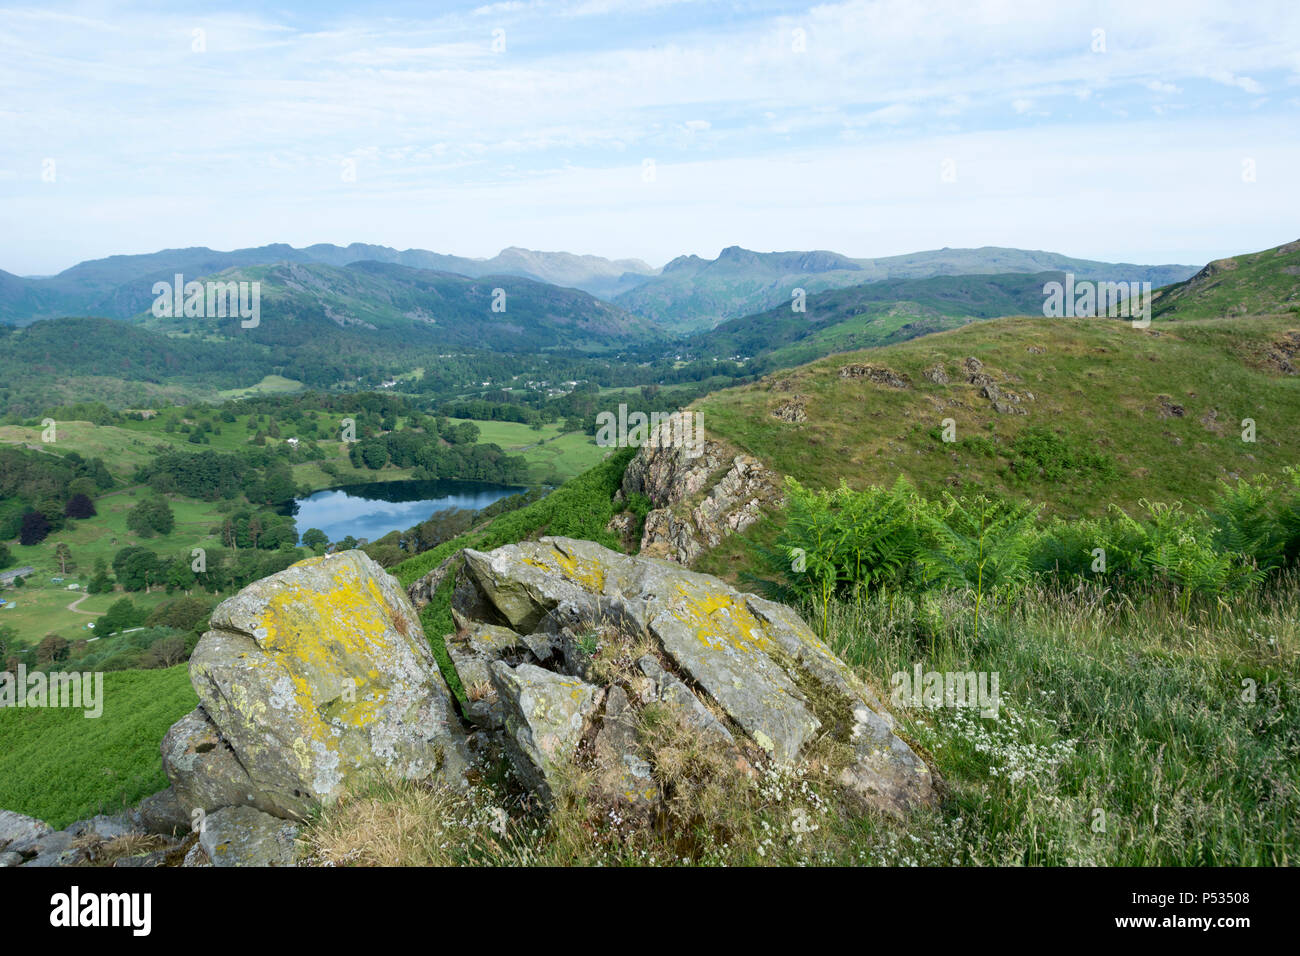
[286,479,527,544]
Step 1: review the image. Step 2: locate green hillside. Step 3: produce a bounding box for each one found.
[697,313,1300,517]
[1153,239,1300,320]
[689,271,1057,370]
[136,260,657,351]
[0,243,657,324]
[0,665,197,828]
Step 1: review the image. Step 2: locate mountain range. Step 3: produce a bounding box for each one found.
[0,242,1200,332]
[611,245,1201,331]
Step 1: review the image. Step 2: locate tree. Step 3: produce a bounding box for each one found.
[146,595,210,632]
[112,546,161,592]
[19,509,51,545]
[36,633,70,665]
[0,542,12,571]
[65,493,96,519]
[54,542,75,575]
[99,597,145,635]
[140,635,188,669]
[127,497,175,537]
[302,528,329,553]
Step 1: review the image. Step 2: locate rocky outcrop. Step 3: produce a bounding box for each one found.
[839,363,911,388]
[772,397,808,423]
[621,420,783,565]
[171,550,470,822]
[449,536,937,819]
[406,551,460,609]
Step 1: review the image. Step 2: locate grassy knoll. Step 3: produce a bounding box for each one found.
[697,314,1300,517]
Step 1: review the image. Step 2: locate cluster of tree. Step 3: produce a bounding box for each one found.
[134,449,300,505]
[126,496,175,537]
[95,546,308,596]
[438,399,543,425]
[347,429,526,483]
[213,509,299,550]
[2,590,210,675]
[0,446,112,545]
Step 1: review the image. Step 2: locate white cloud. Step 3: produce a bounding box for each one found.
[0,0,1298,273]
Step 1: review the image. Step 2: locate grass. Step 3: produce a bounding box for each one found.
[0,665,197,828]
[2,487,225,645]
[447,418,606,483]
[697,314,1300,517]
[1155,239,1300,320]
[213,374,304,401]
[813,579,1298,865]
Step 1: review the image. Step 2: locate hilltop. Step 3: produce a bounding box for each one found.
[1153,239,1300,320]
[694,313,1300,519]
[133,260,656,351]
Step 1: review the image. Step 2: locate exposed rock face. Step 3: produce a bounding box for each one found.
[1156,396,1186,418]
[162,708,278,818]
[450,536,936,819]
[0,806,178,868]
[490,661,603,798]
[0,810,51,852]
[772,397,808,422]
[922,364,950,384]
[622,421,783,565]
[839,363,911,388]
[176,550,470,821]
[1264,330,1300,375]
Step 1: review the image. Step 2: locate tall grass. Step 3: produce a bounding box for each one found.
[812,578,1298,865]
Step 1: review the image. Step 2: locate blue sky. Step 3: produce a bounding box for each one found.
[1,0,1298,275]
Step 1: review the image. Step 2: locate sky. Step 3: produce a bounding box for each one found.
[1,0,1298,276]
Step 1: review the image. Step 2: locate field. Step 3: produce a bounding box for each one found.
[446,417,607,482]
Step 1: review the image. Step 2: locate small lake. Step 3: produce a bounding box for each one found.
[285,479,528,544]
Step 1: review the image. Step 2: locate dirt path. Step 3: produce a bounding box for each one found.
[66,593,96,615]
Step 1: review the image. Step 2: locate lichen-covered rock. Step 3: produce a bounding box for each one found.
[162,708,278,818]
[636,655,734,748]
[188,550,470,819]
[621,422,782,565]
[65,814,136,842]
[455,536,936,818]
[839,363,911,388]
[490,661,603,798]
[12,830,80,867]
[199,805,300,867]
[772,397,808,423]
